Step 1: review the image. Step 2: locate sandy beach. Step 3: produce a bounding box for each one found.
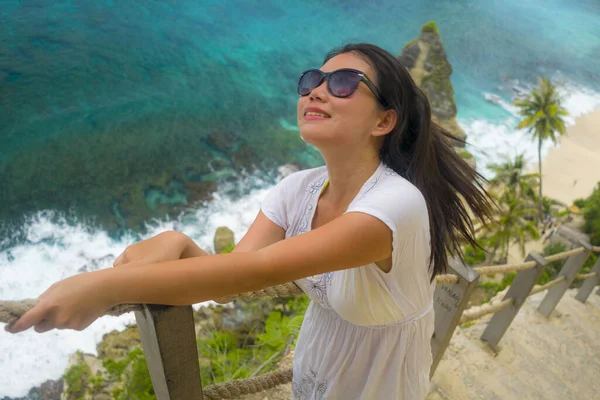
[540,107,600,206]
[503,107,600,263]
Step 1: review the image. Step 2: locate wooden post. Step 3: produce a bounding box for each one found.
[430,261,479,376]
[135,305,203,400]
[480,253,547,350]
[575,255,600,303]
[538,241,593,317]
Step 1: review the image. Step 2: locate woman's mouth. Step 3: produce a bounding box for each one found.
[304,111,331,120]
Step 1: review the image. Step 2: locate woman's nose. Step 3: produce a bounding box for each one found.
[309,79,328,102]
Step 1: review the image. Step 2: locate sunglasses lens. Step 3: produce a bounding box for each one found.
[329,70,361,97]
[298,70,323,96]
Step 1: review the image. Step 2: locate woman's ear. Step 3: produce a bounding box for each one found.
[373,109,397,137]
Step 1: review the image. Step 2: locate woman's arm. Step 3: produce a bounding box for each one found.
[6,211,391,333]
[112,210,392,305]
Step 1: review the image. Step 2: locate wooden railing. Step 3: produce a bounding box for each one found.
[135,242,600,399]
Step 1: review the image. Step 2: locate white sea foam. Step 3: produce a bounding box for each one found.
[0,175,279,397]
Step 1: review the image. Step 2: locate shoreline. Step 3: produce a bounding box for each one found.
[506,106,600,263]
[539,107,600,206]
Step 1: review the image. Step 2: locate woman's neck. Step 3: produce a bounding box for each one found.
[320,152,381,208]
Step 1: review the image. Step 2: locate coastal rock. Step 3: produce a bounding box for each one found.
[277,163,300,178]
[3,379,64,400]
[214,226,235,254]
[206,131,245,153]
[96,325,141,360]
[398,21,469,150]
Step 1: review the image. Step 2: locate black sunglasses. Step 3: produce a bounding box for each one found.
[297,68,388,107]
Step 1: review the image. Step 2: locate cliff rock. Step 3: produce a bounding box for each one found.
[398,21,469,152]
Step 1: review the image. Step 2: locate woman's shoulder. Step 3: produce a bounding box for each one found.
[372,165,426,206]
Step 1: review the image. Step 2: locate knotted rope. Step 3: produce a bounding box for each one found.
[202,367,293,400]
[214,282,304,303]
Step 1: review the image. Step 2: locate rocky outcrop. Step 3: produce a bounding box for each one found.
[96,325,141,360]
[1,379,63,400]
[213,226,235,254]
[398,21,470,156]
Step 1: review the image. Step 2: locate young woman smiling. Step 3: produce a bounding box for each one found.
[5,44,493,399]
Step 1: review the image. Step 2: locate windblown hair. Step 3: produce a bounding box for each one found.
[324,43,494,281]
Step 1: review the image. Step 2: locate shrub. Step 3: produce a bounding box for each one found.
[63,353,91,400]
[421,20,440,35]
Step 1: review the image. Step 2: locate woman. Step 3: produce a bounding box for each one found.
[5,43,493,399]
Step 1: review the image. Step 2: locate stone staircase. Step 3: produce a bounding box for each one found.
[428,288,600,400]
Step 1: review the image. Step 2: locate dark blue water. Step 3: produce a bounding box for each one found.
[0,0,599,241]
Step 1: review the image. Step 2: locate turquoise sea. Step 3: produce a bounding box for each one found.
[1,0,599,396]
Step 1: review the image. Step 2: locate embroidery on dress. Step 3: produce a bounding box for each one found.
[299,177,327,234]
[292,365,328,400]
[307,177,327,194]
[385,166,398,176]
[308,272,331,304]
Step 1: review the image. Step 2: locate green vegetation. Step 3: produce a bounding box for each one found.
[457,149,474,160]
[463,243,486,266]
[574,182,600,246]
[515,77,569,221]
[480,154,540,263]
[103,347,155,399]
[477,273,517,303]
[64,295,311,398]
[63,352,92,400]
[421,20,440,35]
[420,49,455,111]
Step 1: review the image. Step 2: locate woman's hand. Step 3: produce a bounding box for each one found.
[113,231,188,268]
[4,269,116,334]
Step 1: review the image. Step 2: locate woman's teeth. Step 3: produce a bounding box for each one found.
[305,112,330,118]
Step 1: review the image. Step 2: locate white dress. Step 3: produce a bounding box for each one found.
[261,160,436,400]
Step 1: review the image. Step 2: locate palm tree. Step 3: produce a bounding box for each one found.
[480,154,541,262]
[482,190,540,263]
[487,153,539,203]
[514,77,568,222]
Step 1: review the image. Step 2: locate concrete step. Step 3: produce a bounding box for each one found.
[429,288,600,400]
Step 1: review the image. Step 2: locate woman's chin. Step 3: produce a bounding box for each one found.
[299,129,334,146]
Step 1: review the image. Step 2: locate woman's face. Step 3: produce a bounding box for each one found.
[297,52,386,149]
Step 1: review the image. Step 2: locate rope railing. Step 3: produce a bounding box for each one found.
[574,271,597,280]
[459,274,571,325]
[214,282,304,304]
[529,276,567,296]
[2,246,593,327]
[473,261,537,276]
[544,247,586,262]
[460,298,513,324]
[202,367,293,400]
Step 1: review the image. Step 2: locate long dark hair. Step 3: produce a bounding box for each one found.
[324,43,494,281]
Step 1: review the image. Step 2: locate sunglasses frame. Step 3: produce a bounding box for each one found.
[298,68,388,108]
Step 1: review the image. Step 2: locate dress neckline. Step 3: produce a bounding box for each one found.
[307,161,385,232]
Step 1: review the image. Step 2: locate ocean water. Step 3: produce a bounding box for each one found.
[1,0,599,396]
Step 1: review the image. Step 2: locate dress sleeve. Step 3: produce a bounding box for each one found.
[344,183,429,267]
[260,174,293,230]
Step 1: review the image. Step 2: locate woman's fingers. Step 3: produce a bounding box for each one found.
[34,319,55,334]
[113,252,126,267]
[5,301,49,333]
